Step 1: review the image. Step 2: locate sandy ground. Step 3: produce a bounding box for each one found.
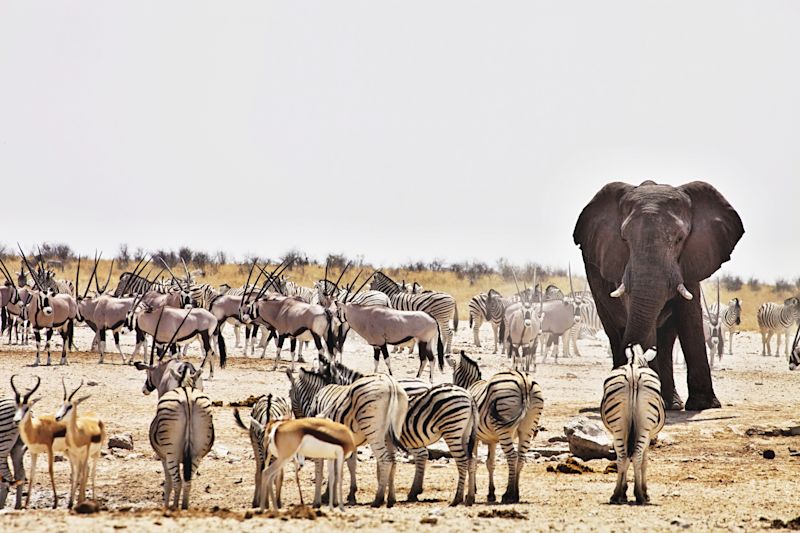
[0,322,799,532]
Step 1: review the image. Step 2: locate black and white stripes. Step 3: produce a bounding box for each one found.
[757,297,800,356]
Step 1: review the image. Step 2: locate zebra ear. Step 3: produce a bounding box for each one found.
[573,182,633,282]
[678,182,744,283]
[643,348,657,362]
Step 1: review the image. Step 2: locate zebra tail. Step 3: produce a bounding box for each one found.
[436,322,444,370]
[498,318,506,346]
[233,407,249,431]
[218,332,227,368]
[469,313,473,329]
[388,384,409,450]
[487,381,525,429]
[183,394,193,482]
[453,303,459,332]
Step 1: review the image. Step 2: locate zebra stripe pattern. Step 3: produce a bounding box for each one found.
[601,348,665,505]
[450,351,544,504]
[708,299,742,355]
[288,368,408,507]
[468,293,488,348]
[371,272,458,353]
[0,398,24,508]
[315,280,391,308]
[114,271,155,297]
[319,361,476,505]
[234,395,292,508]
[149,386,215,510]
[757,298,800,356]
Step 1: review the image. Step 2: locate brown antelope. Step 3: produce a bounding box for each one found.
[256,396,356,511]
[55,379,107,508]
[11,375,69,509]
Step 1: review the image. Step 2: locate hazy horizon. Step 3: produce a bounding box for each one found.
[1,2,798,282]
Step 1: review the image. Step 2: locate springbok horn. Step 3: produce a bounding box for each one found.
[61,377,68,400]
[610,283,625,298]
[68,379,84,401]
[27,375,41,401]
[17,244,43,291]
[9,375,20,402]
[716,278,721,322]
[677,283,693,300]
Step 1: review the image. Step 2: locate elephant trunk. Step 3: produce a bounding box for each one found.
[622,272,668,351]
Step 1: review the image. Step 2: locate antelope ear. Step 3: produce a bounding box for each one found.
[643,349,657,362]
[30,397,41,406]
[133,362,148,371]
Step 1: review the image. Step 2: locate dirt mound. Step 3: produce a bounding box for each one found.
[477,509,527,519]
[546,456,593,474]
[229,395,264,408]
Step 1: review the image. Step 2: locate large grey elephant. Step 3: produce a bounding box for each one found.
[573,181,744,410]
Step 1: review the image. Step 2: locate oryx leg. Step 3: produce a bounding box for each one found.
[59,325,69,365]
[272,334,287,370]
[113,330,127,364]
[45,329,53,366]
[33,329,42,366]
[98,328,107,363]
[311,332,325,366]
[380,344,393,375]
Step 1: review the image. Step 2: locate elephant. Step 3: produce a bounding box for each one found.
[573,181,744,410]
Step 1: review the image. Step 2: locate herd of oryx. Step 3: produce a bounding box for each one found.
[0,181,799,514]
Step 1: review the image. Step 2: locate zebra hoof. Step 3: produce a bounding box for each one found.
[487,492,496,503]
[500,492,519,504]
[449,496,463,507]
[406,493,419,503]
[370,497,384,508]
[609,495,627,505]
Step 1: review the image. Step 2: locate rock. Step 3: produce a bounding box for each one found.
[564,417,614,460]
[420,517,438,525]
[211,445,229,458]
[565,373,578,379]
[548,436,568,443]
[108,433,134,451]
[87,381,99,386]
[670,517,692,529]
[73,501,101,514]
[763,449,776,459]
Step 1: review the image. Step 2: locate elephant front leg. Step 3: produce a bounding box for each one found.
[656,323,683,410]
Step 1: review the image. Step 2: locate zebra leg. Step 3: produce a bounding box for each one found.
[633,442,650,505]
[728,329,734,355]
[611,455,630,504]
[764,331,773,356]
[486,442,497,502]
[232,323,241,348]
[11,439,25,509]
[346,452,357,505]
[492,322,499,353]
[499,434,519,503]
[442,434,468,507]
[168,458,182,510]
[473,317,481,347]
[407,448,428,502]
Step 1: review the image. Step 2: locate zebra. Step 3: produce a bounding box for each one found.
[314,279,390,308]
[757,297,800,356]
[468,293,488,348]
[233,395,293,508]
[286,368,408,507]
[320,360,477,506]
[284,281,315,303]
[149,385,215,510]
[601,347,665,505]
[468,290,508,353]
[0,397,25,509]
[114,271,156,297]
[449,351,544,504]
[708,299,742,355]
[371,271,458,353]
[789,323,800,370]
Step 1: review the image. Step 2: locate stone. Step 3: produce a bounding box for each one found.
[563,417,614,460]
[108,433,134,451]
[763,449,776,459]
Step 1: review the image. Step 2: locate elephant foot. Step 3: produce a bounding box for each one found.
[667,390,684,411]
[685,394,721,411]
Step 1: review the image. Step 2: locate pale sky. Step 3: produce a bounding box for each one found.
[1,2,798,281]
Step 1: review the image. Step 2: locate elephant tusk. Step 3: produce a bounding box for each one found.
[677,283,693,300]
[610,283,625,298]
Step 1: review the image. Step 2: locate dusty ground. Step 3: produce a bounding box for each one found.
[0,324,799,532]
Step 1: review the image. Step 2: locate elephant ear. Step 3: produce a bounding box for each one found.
[678,181,744,283]
[573,182,633,282]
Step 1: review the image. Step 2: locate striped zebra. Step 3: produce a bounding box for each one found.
[233,395,293,508]
[601,347,665,505]
[789,323,800,370]
[284,281,315,303]
[114,271,156,297]
[449,351,544,504]
[371,272,458,353]
[314,279,390,308]
[563,294,603,356]
[468,290,508,352]
[708,299,742,355]
[468,293,488,348]
[757,297,800,356]
[286,368,408,507]
[149,386,215,510]
[320,361,477,506]
[0,397,25,509]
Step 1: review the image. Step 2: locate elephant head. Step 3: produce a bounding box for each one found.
[573,181,744,351]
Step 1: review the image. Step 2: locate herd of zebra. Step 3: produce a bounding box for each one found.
[0,249,799,512]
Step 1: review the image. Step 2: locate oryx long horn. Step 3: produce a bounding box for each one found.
[181,257,191,281]
[263,258,295,294]
[102,259,115,293]
[17,244,43,291]
[84,251,100,299]
[166,308,193,349]
[241,260,258,300]
[159,257,182,287]
[324,259,329,286]
[254,259,289,300]
[74,256,81,298]
[349,271,375,302]
[0,255,15,285]
[93,252,105,293]
[333,262,351,289]
[716,278,721,322]
[568,263,575,300]
[511,268,522,299]
[677,283,693,300]
[532,267,538,306]
[610,283,625,298]
[344,270,363,302]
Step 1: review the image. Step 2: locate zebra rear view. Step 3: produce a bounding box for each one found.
[601,347,665,505]
[149,386,215,510]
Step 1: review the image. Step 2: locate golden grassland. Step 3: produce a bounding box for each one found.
[46,259,798,332]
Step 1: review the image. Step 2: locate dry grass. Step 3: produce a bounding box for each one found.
[44,259,797,331]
